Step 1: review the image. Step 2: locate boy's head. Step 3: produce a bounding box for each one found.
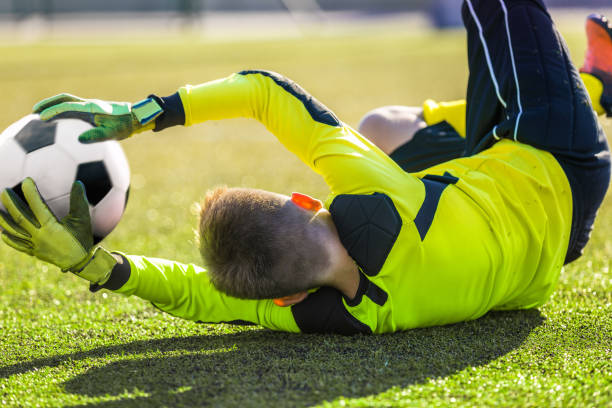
[198,187,332,300]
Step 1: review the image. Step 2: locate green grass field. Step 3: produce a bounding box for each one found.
[0,25,610,407]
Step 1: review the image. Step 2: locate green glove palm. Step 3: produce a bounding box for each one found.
[0,178,93,271]
[33,93,163,143]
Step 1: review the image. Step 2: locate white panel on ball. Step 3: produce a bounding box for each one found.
[102,141,131,191]
[46,193,71,221]
[0,138,28,211]
[23,146,77,202]
[54,119,104,162]
[91,186,127,237]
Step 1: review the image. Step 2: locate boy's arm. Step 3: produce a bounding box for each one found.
[176,71,419,194]
[101,253,300,332]
[175,70,340,167]
[35,70,413,194]
[34,70,345,169]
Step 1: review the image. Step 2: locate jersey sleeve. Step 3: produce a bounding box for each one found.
[111,254,300,333]
[177,70,411,195]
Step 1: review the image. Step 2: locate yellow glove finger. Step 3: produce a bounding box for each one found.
[1,232,34,255]
[0,188,39,233]
[32,93,84,114]
[0,210,31,240]
[38,101,104,121]
[22,178,56,226]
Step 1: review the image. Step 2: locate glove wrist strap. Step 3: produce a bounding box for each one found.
[70,247,118,285]
[132,97,163,127]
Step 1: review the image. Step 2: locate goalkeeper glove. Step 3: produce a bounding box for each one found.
[0,178,117,285]
[32,93,164,143]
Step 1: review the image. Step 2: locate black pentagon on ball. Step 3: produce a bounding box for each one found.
[15,120,57,153]
[76,161,113,206]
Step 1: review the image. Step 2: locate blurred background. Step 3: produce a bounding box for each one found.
[1,0,612,42]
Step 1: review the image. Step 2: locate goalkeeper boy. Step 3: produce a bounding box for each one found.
[1,1,610,334]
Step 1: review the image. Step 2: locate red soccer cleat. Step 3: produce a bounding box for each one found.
[580,14,612,116]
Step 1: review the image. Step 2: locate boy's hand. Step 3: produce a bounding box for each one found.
[33,93,163,143]
[0,178,93,271]
[0,178,118,285]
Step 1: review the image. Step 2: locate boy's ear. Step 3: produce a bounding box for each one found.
[291,192,323,212]
[273,291,309,307]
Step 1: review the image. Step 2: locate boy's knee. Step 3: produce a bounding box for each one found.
[358,106,426,155]
[358,109,391,144]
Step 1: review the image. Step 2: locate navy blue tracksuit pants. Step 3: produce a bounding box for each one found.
[390,0,611,263]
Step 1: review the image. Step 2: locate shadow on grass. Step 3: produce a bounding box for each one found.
[1,309,544,407]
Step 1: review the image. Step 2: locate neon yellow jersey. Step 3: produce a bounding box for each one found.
[114,71,572,333]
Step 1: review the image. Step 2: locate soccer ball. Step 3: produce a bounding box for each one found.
[0,114,130,243]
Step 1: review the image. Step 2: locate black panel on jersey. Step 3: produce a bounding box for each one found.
[365,280,388,306]
[292,287,371,335]
[422,172,459,185]
[345,272,388,307]
[329,193,402,277]
[413,172,458,241]
[238,70,341,127]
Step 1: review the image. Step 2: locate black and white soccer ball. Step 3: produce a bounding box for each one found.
[0,114,130,243]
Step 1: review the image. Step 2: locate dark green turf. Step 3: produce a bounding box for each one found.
[0,26,610,407]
